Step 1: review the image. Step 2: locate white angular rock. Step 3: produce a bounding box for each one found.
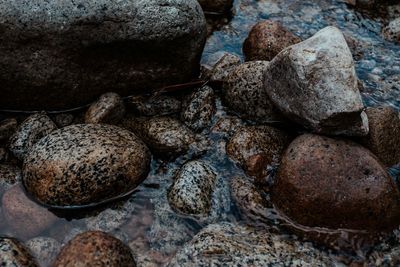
[264,26,368,136]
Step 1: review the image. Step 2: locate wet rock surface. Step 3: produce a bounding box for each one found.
[85,92,125,124]
[23,124,151,207]
[26,237,61,267]
[0,237,38,267]
[53,231,136,267]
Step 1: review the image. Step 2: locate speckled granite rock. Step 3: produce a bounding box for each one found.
[85,92,125,124]
[181,86,216,132]
[23,124,151,208]
[201,51,241,85]
[128,95,182,117]
[168,222,334,266]
[1,0,207,111]
[0,237,38,267]
[264,26,368,136]
[0,118,17,142]
[53,231,136,267]
[168,160,216,215]
[26,237,61,267]
[223,61,281,123]
[383,18,400,43]
[8,113,57,161]
[0,164,21,193]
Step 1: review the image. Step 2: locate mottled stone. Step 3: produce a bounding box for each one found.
[383,18,400,43]
[0,164,21,193]
[8,113,57,161]
[85,92,126,124]
[168,222,334,266]
[2,185,58,239]
[0,237,38,267]
[0,118,17,142]
[273,134,400,231]
[168,160,216,215]
[211,116,243,138]
[1,0,207,111]
[26,237,61,267]
[198,0,233,13]
[53,113,75,128]
[23,124,151,208]
[128,95,182,116]
[201,51,241,85]
[243,20,301,61]
[264,26,368,136]
[53,231,136,267]
[223,61,280,122]
[181,86,216,132]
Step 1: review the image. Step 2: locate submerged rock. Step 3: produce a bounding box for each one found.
[26,237,61,267]
[23,124,151,208]
[85,92,125,124]
[264,26,368,136]
[243,20,301,61]
[1,0,207,111]
[53,231,136,267]
[273,134,400,231]
[168,160,216,215]
[0,237,38,267]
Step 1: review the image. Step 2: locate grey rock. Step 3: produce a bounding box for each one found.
[383,18,400,43]
[23,124,151,208]
[201,51,241,84]
[128,95,182,117]
[85,92,125,124]
[181,86,216,132]
[0,118,17,142]
[8,113,57,161]
[26,237,61,267]
[0,0,207,111]
[264,26,368,136]
[168,160,216,215]
[0,237,38,267]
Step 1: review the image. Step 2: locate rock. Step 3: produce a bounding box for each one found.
[123,116,196,157]
[0,147,8,163]
[226,126,290,177]
[264,26,368,136]
[168,160,216,215]
[197,0,233,13]
[53,231,136,267]
[23,124,151,208]
[8,113,57,161]
[358,107,400,166]
[53,113,75,128]
[201,51,241,85]
[1,0,207,111]
[181,86,216,132]
[273,134,400,231]
[0,237,38,267]
[26,237,61,267]
[211,116,243,138]
[223,61,280,122]
[168,222,334,266]
[243,20,301,61]
[2,185,58,239]
[128,95,182,116]
[383,18,400,43]
[0,118,17,142]
[85,92,125,124]
[0,164,21,193]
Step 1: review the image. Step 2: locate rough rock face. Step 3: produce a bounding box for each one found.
[23,124,151,208]
[273,134,400,231]
[53,231,136,267]
[264,26,368,136]
[0,0,207,111]
[85,92,126,124]
[243,20,301,61]
[0,237,38,267]
[168,160,216,215]
[26,237,61,267]
[168,222,334,266]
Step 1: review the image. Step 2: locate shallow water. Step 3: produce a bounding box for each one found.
[1,0,400,266]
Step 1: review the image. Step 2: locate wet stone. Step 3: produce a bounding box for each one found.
[201,51,241,85]
[0,118,17,142]
[0,237,38,267]
[383,18,400,43]
[23,124,151,208]
[211,116,243,138]
[0,164,21,193]
[8,112,57,161]
[53,231,136,267]
[85,92,126,125]
[128,95,182,117]
[26,237,61,267]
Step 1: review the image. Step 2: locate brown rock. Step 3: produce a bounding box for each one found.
[243,20,301,61]
[85,92,126,124]
[53,231,136,267]
[273,134,400,231]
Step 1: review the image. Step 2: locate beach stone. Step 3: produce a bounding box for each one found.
[264,26,368,136]
[2,185,58,239]
[53,231,136,267]
[0,237,38,267]
[26,237,61,267]
[1,0,206,111]
[168,160,216,215]
[181,86,216,132]
[128,95,182,117]
[168,222,333,266]
[0,118,17,142]
[243,20,301,61]
[273,134,400,231]
[23,124,151,208]
[201,51,241,85]
[8,113,57,161]
[223,61,280,122]
[85,92,126,124]
[383,18,400,43]
[198,0,233,13]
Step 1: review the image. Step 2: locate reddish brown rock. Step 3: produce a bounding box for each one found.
[273,134,400,231]
[243,20,301,61]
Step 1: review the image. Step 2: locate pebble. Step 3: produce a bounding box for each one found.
[201,51,241,85]
[128,95,182,117]
[0,237,38,267]
[85,92,126,124]
[383,18,400,43]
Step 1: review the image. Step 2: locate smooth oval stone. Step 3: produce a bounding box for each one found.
[0,237,38,267]
[23,124,151,208]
